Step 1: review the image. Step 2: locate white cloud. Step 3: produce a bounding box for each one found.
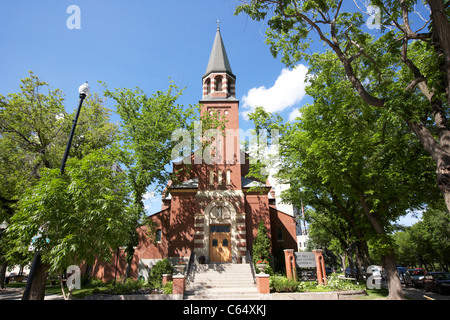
[288,109,302,122]
[143,191,156,201]
[242,64,308,119]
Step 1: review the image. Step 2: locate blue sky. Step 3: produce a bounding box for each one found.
[0,0,423,226]
[0,0,307,122]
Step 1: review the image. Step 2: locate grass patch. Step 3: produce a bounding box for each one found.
[355,288,389,300]
[4,277,170,299]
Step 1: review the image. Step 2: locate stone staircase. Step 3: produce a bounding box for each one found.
[184,263,263,300]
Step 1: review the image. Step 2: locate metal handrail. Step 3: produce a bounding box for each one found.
[246,250,256,284]
[186,251,196,285]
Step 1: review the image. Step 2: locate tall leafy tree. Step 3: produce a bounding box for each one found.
[394,206,450,271]
[102,82,198,280]
[0,72,124,298]
[246,48,439,298]
[235,0,450,213]
[4,150,134,299]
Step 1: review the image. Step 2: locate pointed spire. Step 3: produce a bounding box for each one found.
[203,26,234,78]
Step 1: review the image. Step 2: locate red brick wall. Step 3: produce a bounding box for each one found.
[91,209,172,282]
[166,192,196,258]
[269,206,298,254]
[244,192,272,254]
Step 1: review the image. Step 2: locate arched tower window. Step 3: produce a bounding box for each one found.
[205,78,211,95]
[215,76,222,92]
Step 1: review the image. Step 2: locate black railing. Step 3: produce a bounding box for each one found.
[246,250,256,284]
[186,251,196,285]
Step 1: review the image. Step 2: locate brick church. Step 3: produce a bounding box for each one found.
[93,27,298,281]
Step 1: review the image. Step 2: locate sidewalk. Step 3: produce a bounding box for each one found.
[0,288,63,300]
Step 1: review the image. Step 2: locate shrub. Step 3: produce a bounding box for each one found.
[148,258,174,288]
[162,281,173,294]
[270,275,299,292]
[325,272,363,291]
[252,220,272,273]
[114,279,145,294]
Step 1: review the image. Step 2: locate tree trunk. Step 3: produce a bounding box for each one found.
[124,259,133,282]
[0,259,7,289]
[427,0,450,109]
[357,240,371,270]
[383,251,405,300]
[347,251,356,279]
[339,253,346,273]
[59,277,67,300]
[28,263,50,300]
[359,195,405,299]
[354,245,365,283]
[440,187,450,213]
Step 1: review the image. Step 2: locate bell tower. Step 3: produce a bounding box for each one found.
[199,25,241,190]
[193,25,248,264]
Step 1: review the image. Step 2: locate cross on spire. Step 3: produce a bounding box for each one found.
[216,19,221,30]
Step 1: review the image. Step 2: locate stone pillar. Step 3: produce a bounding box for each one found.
[172,275,186,296]
[256,274,270,294]
[162,274,172,286]
[284,249,296,280]
[223,76,228,94]
[313,249,327,285]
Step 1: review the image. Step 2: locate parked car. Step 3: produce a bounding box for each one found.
[406,269,427,288]
[325,267,335,276]
[397,266,407,283]
[423,272,450,295]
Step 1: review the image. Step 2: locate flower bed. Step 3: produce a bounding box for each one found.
[270,273,365,293]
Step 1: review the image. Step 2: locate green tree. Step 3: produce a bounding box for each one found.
[252,220,272,271]
[4,150,134,299]
[394,207,450,271]
[102,82,197,280]
[245,47,439,298]
[0,72,123,298]
[235,0,450,217]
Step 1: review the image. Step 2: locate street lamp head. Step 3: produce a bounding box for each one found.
[78,81,90,97]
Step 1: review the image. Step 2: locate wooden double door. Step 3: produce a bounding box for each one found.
[209,224,232,263]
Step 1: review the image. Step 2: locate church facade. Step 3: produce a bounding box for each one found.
[92,27,298,282]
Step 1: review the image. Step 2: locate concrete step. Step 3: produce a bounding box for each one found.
[184,293,266,300]
[184,263,257,300]
[186,287,257,294]
[195,263,250,271]
[190,275,254,281]
[188,280,255,286]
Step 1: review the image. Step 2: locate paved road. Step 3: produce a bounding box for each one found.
[403,286,450,300]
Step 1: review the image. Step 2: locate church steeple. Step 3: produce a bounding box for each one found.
[202,26,236,99]
[204,25,234,79]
